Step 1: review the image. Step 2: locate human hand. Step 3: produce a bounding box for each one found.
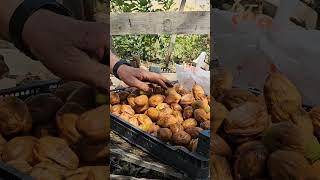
[22,10,109,91]
[117,65,172,92]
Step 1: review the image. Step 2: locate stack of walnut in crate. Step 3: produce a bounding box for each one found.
[0,81,108,180]
[212,67,320,179]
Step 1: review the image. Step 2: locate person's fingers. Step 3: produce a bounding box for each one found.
[145,72,172,89]
[159,75,173,87]
[129,77,151,92]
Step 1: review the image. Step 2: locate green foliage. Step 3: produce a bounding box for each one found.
[111,0,210,67]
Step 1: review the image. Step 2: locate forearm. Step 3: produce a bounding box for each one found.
[110,50,120,73]
[0,0,23,40]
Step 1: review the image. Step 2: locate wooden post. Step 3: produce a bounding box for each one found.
[163,0,187,69]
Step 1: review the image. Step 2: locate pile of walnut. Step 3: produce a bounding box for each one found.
[0,81,109,180]
[110,83,210,152]
[212,67,320,180]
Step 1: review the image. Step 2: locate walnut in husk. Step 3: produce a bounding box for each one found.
[56,113,82,145]
[134,95,148,107]
[212,67,233,98]
[30,165,62,180]
[145,107,160,122]
[119,113,132,121]
[148,124,160,134]
[118,91,130,102]
[134,103,149,114]
[120,105,135,116]
[157,115,178,128]
[194,109,209,123]
[64,166,91,180]
[148,94,165,107]
[211,134,232,159]
[234,141,268,180]
[171,131,191,145]
[172,110,183,124]
[127,94,137,107]
[192,83,206,100]
[192,100,210,113]
[224,102,271,144]
[171,103,182,112]
[185,127,203,139]
[157,128,172,142]
[277,111,320,164]
[182,118,197,129]
[110,105,121,115]
[76,105,108,143]
[263,118,320,163]
[158,107,173,119]
[25,93,63,124]
[76,141,107,163]
[264,72,302,122]
[169,123,184,134]
[2,136,38,165]
[211,155,233,180]
[127,115,139,127]
[0,96,32,136]
[221,88,258,110]
[34,136,79,170]
[183,106,193,119]
[268,150,309,180]
[180,93,195,106]
[156,103,170,111]
[137,114,153,132]
[212,101,229,133]
[174,83,189,95]
[165,88,181,104]
[110,92,120,105]
[200,121,210,130]
[32,161,73,179]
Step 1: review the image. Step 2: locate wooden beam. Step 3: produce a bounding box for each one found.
[96,11,210,35]
[164,0,187,68]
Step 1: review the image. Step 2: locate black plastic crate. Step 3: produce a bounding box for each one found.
[0,161,34,180]
[0,79,63,180]
[0,79,62,100]
[196,130,210,158]
[110,114,210,180]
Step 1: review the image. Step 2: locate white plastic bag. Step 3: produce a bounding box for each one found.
[176,52,210,95]
[213,0,320,106]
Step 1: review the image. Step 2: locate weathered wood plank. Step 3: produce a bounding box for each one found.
[110,174,158,180]
[95,11,210,35]
[111,148,184,179]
